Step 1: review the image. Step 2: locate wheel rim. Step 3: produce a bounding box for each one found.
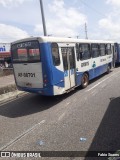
[82,74,88,86]
[107,66,110,73]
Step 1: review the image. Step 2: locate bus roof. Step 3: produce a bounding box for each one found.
[11,36,115,45]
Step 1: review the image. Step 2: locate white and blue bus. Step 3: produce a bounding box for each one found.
[11,37,114,96]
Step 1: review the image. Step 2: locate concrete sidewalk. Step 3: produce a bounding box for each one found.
[0,74,15,88]
[0,75,25,102]
[0,75,16,95]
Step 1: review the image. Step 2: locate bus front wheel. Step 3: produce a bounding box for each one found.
[81,73,89,89]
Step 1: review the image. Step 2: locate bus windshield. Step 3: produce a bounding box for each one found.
[11,41,40,63]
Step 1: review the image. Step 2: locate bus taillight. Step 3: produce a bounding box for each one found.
[44,79,47,83]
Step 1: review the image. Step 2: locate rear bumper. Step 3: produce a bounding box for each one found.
[17,85,54,96]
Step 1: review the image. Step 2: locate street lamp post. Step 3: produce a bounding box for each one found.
[39,0,47,36]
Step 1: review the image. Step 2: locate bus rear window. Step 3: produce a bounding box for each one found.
[29,49,40,60]
[18,49,27,61]
[11,41,40,63]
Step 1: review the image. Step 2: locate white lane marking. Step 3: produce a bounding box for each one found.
[86,71,120,92]
[87,82,101,92]
[0,120,45,151]
[58,112,66,121]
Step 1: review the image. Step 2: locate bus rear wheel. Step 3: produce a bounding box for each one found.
[107,65,110,74]
[81,73,89,89]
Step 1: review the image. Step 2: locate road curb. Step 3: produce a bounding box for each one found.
[0,89,26,103]
[0,84,17,95]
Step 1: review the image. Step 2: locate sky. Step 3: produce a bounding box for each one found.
[0,0,120,43]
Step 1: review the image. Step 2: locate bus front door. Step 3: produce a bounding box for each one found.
[61,47,76,91]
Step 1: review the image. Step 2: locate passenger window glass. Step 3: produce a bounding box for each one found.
[18,49,27,61]
[51,43,60,66]
[29,49,40,60]
[106,44,112,55]
[79,44,91,60]
[61,48,68,71]
[100,44,105,56]
[68,47,75,69]
[91,44,99,58]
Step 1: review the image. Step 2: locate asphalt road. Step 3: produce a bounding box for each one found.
[1,67,120,160]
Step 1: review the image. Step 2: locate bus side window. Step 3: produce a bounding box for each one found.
[51,43,60,66]
[91,44,100,58]
[100,44,106,56]
[79,44,91,61]
[106,44,112,55]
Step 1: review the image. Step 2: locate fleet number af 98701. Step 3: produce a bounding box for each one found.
[18,73,35,78]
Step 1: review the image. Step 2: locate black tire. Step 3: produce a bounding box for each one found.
[81,73,89,89]
[107,65,110,74]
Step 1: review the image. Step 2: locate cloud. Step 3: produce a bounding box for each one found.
[0,24,29,42]
[99,18,120,40]
[34,25,43,35]
[99,18,120,32]
[34,0,87,37]
[106,0,120,7]
[95,0,120,41]
[0,0,29,8]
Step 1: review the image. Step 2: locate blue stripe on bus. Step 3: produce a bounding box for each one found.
[89,63,108,80]
[76,63,109,86]
[17,86,54,96]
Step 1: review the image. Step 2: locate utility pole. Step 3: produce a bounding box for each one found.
[39,0,47,36]
[85,23,88,39]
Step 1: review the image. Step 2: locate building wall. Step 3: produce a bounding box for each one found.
[0,43,11,59]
